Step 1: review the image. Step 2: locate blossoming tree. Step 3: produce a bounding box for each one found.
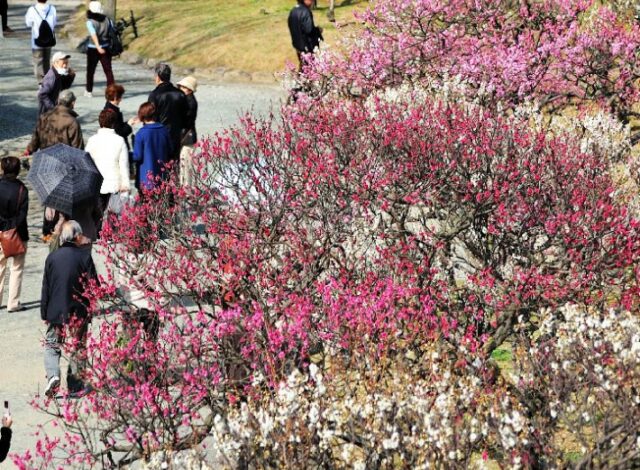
[305,0,640,135]
[14,0,640,468]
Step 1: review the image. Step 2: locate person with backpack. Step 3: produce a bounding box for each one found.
[85,1,115,98]
[25,0,57,84]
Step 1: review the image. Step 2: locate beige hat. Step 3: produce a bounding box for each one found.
[89,1,104,14]
[177,76,198,93]
[52,51,71,62]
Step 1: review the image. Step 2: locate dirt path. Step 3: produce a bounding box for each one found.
[0,1,284,466]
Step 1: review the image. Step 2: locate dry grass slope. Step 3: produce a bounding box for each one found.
[74,0,367,73]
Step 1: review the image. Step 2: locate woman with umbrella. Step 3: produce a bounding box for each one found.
[28,143,104,243]
[0,157,29,312]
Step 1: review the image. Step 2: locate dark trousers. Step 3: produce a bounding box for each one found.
[86,48,114,92]
[0,0,8,30]
[97,193,112,238]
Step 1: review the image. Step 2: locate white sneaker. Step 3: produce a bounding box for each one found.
[84,91,93,98]
[45,376,60,397]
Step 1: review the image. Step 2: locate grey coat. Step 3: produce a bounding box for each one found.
[37,67,75,115]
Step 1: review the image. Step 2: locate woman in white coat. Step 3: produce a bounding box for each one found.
[85,108,130,235]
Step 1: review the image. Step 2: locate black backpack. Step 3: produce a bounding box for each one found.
[108,20,123,56]
[34,7,56,48]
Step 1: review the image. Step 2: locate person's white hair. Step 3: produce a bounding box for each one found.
[60,220,83,244]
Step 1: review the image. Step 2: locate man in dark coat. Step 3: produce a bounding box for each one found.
[37,51,75,115]
[147,63,186,161]
[288,0,323,69]
[41,220,97,397]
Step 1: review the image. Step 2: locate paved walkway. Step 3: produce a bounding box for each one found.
[0,1,284,466]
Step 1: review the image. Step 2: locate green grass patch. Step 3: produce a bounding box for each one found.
[490,348,512,362]
[565,451,583,463]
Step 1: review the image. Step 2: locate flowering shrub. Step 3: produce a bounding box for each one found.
[14,90,640,468]
[221,352,536,468]
[303,0,640,131]
[513,305,640,467]
[14,0,640,468]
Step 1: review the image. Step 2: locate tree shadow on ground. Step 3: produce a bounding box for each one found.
[0,96,37,142]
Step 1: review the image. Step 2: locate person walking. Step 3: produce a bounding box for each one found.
[133,102,172,191]
[177,76,198,186]
[288,0,323,70]
[25,0,57,84]
[41,220,97,398]
[85,109,130,229]
[148,63,186,162]
[1,0,13,34]
[28,90,84,154]
[36,51,75,115]
[85,1,114,98]
[0,413,12,462]
[0,157,29,313]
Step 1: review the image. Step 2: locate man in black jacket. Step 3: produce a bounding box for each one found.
[288,0,323,70]
[148,63,187,161]
[41,221,97,397]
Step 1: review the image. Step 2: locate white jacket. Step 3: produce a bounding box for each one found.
[25,3,57,49]
[86,128,130,194]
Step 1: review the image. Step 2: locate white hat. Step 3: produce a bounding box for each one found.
[89,1,104,14]
[52,51,71,62]
[177,76,198,92]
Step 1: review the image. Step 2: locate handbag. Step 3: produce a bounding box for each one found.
[0,186,26,258]
[107,192,132,215]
